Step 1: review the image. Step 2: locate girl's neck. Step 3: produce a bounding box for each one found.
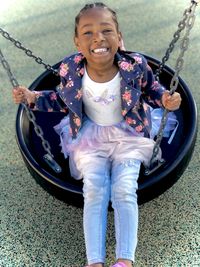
[86,63,118,83]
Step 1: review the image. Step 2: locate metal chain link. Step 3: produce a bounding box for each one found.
[147,1,198,172]
[155,1,197,80]
[0,49,19,87]
[0,28,59,76]
[0,48,53,158]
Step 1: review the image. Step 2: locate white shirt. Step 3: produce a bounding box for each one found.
[82,68,123,126]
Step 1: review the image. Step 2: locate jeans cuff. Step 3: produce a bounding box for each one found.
[88,258,105,265]
[116,252,135,262]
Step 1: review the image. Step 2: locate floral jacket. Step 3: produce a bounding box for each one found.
[33,51,166,139]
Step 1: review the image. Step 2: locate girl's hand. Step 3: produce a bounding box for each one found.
[12,86,36,104]
[161,91,182,111]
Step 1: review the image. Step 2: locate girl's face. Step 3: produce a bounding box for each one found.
[74,8,122,69]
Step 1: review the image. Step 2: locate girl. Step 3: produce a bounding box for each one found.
[12,2,181,267]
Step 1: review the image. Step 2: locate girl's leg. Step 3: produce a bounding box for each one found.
[110,159,141,265]
[82,156,111,266]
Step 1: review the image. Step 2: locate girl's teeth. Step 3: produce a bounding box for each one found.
[93,48,107,53]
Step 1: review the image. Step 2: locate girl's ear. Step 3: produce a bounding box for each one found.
[74,36,81,51]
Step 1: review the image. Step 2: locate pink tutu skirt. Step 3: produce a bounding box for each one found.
[54,109,178,180]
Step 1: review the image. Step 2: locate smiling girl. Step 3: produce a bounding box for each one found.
[12,2,181,267]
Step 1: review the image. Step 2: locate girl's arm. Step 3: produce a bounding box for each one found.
[140,56,181,111]
[12,86,67,112]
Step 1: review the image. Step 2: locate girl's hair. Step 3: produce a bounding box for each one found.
[74,2,119,36]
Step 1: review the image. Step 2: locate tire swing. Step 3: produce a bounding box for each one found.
[0,1,198,207]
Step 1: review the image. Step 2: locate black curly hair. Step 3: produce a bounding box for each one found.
[74,2,119,36]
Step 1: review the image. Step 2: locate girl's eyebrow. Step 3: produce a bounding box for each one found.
[80,22,113,30]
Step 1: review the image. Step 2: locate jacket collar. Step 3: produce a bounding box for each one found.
[63,50,141,79]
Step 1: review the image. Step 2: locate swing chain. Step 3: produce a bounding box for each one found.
[155,0,198,80]
[0,49,19,87]
[0,49,53,158]
[0,28,59,76]
[146,1,197,174]
[1,48,62,172]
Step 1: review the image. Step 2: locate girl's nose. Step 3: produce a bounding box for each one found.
[93,32,105,42]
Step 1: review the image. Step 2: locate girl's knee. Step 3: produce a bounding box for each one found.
[111,183,138,204]
[84,184,107,203]
[83,173,110,204]
[111,160,140,204]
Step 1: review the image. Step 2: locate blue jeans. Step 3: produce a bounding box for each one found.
[82,155,141,265]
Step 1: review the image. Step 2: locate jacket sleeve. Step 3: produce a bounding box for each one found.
[30,60,69,112]
[31,88,67,113]
[140,55,166,108]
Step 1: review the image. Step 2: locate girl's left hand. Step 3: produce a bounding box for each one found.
[161,91,182,111]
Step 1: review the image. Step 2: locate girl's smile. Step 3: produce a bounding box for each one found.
[91,47,109,55]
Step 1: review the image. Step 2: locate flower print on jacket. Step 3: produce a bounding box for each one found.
[59,63,69,77]
[76,67,85,77]
[50,92,57,101]
[73,115,81,127]
[66,79,74,88]
[75,89,83,101]
[58,82,64,90]
[135,124,144,132]
[119,61,134,72]
[151,81,161,91]
[74,54,84,64]
[79,67,84,76]
[73,113,81,128]
[133,55,143,64]
[60,108,68,113]
[122,90,132,106]
[143,103,149,112]
[121,109,127,116]
[126,117,136,126]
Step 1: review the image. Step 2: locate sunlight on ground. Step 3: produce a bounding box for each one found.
[0,0,18,14]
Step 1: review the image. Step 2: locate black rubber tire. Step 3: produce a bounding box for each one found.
[15,55,198,207]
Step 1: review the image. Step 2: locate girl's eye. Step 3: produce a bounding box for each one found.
[83,31,92,35]
[103,29,112,34]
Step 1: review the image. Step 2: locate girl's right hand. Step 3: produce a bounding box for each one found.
[12,86,36,104]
